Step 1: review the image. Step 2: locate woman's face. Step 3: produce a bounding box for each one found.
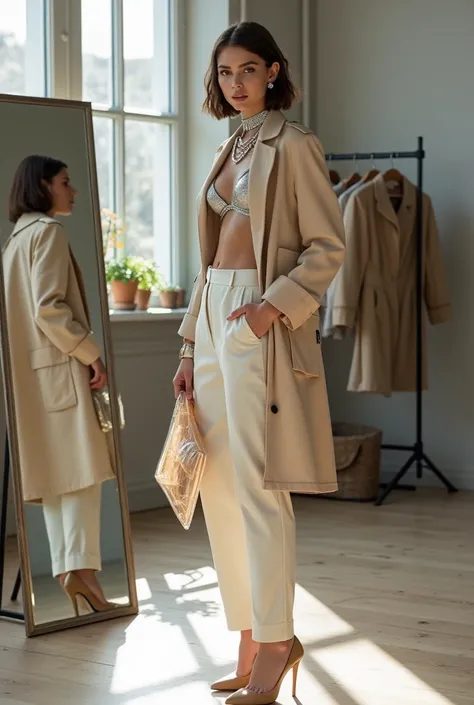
[45,168,77,216]
[217,46,279,118]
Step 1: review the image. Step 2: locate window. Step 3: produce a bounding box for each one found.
[0,0,48,97]
[0,0,179,287]
[82,0,176,284]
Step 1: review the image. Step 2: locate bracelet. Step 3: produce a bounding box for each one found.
[179,342,195,360]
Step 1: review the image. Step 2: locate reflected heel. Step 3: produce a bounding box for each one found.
[62,572,118,615]
[67,592,80,617]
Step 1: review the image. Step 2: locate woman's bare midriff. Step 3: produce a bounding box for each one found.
[212,211,256,269]
[211,132,257,270]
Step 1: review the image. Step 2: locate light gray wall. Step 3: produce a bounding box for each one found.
[239,0,304,124]
[314,0,474,488]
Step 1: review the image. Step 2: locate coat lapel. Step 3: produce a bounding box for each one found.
[248,111,286,283]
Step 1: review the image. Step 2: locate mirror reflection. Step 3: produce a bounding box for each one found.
[0,96,136,634]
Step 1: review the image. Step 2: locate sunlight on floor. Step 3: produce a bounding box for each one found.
[164,566,217,592]
[295,583,355,642]
[109,570,456,704]
[312,638,457,705]
[111,617,200,694]
[135,576,153,601]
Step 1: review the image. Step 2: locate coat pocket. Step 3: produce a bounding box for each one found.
[287,314,321,378]
[30,347,78,412]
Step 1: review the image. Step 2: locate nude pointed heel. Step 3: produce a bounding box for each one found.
[225,636,304,705]
[211,673,251,692]
[62,572,118,615]
[292,658,300,697]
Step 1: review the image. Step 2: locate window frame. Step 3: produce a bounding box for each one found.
[49,0,182,285]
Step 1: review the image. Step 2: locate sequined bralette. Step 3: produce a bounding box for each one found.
[206,169,250,219]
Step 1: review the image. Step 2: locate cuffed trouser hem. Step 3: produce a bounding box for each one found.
[52,553,102,577]
[252,620,294,643]
[227,619,253,633]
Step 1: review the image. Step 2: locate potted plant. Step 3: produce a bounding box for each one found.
[159,284,180,309]
[105,256,140,310]
[134,259,163,311]
[175,287,186,308]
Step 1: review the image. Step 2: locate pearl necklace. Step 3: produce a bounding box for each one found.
[232,110,268,164]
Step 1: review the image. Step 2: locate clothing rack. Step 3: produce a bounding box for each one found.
[0,435,24,621]
[325,137,458,505]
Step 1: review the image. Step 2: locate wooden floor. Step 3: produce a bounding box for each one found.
[1,489,473,704]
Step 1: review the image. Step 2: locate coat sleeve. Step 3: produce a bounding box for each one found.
[262,134,346,331]
[331,192,369,329]
[424,198,451,324]
[177,269,204,341]
[31,223,101,365]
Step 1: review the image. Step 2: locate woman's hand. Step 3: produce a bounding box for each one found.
[173,358,194,400]
[227,301,280,339]
[90,358,108,390]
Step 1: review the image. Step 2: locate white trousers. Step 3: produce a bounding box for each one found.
[42,483,102,577]
[194,268,296,643]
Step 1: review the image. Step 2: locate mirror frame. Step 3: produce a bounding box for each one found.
[0,94,138,636]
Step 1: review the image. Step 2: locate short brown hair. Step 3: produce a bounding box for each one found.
[8,155,67,223]
[203,22,299,120]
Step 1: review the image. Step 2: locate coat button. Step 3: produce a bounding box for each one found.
[271,404,278,414]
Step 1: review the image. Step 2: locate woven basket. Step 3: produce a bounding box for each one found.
[330,422,382,501]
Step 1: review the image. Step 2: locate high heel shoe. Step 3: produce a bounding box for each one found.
[63,572,118,616]
[211,673,251,692]
[225,637,304,705]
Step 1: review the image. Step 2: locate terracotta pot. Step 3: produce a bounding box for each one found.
[176,288,186,308]
[110,280,138,310]
[159,291,178,309]
[135,289,152,311]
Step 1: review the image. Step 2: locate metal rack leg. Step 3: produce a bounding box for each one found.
[375,452,417,506]
[422,452,458,493]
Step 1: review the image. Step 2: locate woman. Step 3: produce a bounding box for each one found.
[173,22,345,705]
[3,155,117,616]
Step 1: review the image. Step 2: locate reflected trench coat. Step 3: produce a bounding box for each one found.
[2,213,114,503]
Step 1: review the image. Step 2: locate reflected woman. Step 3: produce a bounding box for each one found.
[3,155,117,616]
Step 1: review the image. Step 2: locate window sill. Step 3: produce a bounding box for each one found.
[109,307,186,323]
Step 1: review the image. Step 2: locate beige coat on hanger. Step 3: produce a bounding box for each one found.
[2,214,115,502]
[331,174,451,395]
[179,110,345,494]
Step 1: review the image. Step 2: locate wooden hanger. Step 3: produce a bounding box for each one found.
[360,168,380,184]
[383,167,404,184]
[343,172,361,188]
[329,169,340,185]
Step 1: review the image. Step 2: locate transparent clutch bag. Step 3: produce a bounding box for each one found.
[92,388,125,433]
[154,392,206,530]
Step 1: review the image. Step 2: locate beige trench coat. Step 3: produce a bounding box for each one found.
[2,213,115,502]
[179,110,345,494]
[330,174,451,395]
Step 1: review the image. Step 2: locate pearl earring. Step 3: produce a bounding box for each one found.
[268,82,274,90]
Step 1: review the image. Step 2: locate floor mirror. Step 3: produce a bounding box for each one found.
[0,94,138,636]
